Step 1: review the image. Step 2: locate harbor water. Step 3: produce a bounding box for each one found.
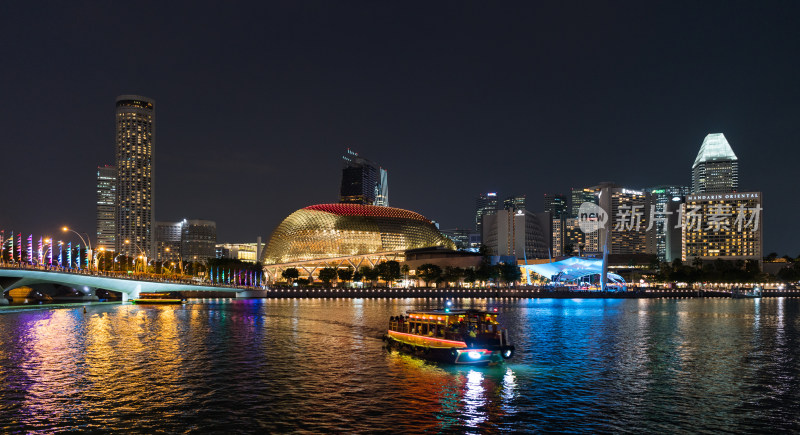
[0,297,798,432]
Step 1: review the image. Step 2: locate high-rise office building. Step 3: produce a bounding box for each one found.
[440,228,481,250]
[681,192,762,267]
[544,194,568,219]
[339,149,389,206]
[593,182,652,255]
[482,209,551,260]
[96,165,116,252]
[156,221,182,264]
[503,195,526,212]
[181,219,217,262]
[115,95,155,258]
[544,194,568,257]
[691,133,738,194]
[646,185,689,262]
[570,188,598,217]
[475,192,499,236]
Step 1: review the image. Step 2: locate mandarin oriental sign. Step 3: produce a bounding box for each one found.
[687,192,760,202]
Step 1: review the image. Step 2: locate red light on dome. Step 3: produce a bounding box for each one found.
[304,204,430,222]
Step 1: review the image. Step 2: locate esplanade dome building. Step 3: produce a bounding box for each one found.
[261,204,455,281]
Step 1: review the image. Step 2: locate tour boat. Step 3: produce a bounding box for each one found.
[731,286,763,299]
[384,308,515,365]
[131,292,186,304]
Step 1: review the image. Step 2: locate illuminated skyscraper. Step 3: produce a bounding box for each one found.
[503,195,526,212]
[181,219,217,262]
[475,192,499,237]
[96,165,116,251]
[646,185,689,262]
[593,182,651,255]
[544,194,568,219]
[115,95,155,258]
[570,188,598,217]
[691,133,738,194]
[339,149,389,206]
[544,194,568,256]
[155,221,182,263]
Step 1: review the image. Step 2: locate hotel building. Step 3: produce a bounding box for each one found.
[115,95,155,258]
[681,192,762,266]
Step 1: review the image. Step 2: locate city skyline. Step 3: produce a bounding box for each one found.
[1,3,798,255]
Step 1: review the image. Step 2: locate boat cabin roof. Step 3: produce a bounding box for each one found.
[404,309,499,319]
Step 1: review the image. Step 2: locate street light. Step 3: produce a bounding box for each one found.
[125,240,147,273]
[165,246,185,275]
[62,226,93,272]
[97,247,106,271]
[113,252,126,272]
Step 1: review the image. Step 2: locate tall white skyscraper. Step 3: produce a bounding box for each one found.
[115,95,155,258]
[691,133,739,194]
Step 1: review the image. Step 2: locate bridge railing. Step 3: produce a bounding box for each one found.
[0,263,265,290]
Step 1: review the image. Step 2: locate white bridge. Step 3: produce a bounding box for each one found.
[0,268,262,304]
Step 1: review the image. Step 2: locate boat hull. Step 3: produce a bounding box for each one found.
[131,299,185,304]
[384,332,513,365]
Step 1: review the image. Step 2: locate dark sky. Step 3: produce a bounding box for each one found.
[1,1,798,255]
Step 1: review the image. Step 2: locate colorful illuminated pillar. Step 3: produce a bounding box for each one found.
[67,242,72,269]
[58,242,63,267]
[27,234,33,264]
[37,237,43,265]
[76,244,81,270]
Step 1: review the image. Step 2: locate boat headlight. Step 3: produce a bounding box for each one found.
[468,351,482,360]
[503,349,512,358]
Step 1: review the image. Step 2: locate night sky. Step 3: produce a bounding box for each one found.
[1,1,798,255]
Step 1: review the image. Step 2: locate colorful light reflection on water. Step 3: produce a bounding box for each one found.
[0,297,798,432]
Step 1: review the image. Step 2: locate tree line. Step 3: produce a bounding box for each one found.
[279,260,523,287]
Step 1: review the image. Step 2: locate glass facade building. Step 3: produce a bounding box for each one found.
[570,188,597,218]
[261,204,454,265]
[155,221,182,263]
[544,193,568,256]
[691,133,739,194]
[115,95,155,258]
[646,185,689,262]
[475,192,499,236]
[340,149,389,207]
[96,165,116,251]
[181,219,217,262]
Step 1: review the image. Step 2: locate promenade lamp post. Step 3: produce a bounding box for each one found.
[62,227,93,273]
[97,247,106,271]
[124,240,147,273]
[113,253,125,272]
[164,247,187,275]
[43,238,52,268]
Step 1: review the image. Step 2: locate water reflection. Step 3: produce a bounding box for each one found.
[0,298,799,432]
